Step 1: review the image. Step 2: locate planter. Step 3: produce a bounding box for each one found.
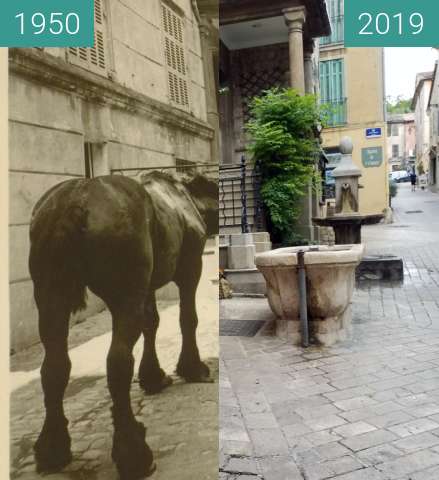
[255,244,364,346]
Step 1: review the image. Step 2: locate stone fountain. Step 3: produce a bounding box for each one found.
[313,137,383,244]
[255,244,364,346]
[254,137,375,347]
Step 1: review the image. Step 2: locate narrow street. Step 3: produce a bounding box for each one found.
[220,184,439,480]
[10,258,219,480]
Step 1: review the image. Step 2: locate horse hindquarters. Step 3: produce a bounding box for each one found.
[29,194,88,472]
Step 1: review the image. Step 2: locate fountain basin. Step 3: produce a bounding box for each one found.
[255,244,364,346]
[313,214,383,244]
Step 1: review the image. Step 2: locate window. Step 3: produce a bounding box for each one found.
[391,124,399,136]
[162,2,189,109]
[321,0,344,46]
[320,59,347,126]
[68,0,107,75]
[392,145,399,158]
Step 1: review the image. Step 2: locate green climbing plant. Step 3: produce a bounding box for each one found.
[246,88,327,244]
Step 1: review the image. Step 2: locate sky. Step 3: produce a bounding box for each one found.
[385,47,438,101]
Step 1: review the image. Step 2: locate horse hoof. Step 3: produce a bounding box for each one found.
[140,374,173,395]
[112,421,155,480]
[34,428,72,473]
[177,360,212,383]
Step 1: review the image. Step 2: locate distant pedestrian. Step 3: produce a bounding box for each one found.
[410,171,417,191]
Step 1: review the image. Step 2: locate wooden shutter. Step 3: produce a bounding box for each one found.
[162,3,189,108]
[320,59,346,125]
[68,0,107,75]
[319,59,344,102]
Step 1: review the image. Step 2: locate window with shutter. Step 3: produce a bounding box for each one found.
[161,3,190,109]
[320,0,344,45]
[320,58,347,126]
[68,0,107,75]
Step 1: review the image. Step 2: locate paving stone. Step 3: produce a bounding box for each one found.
[366,410,414,428]
[333,421,377,438]
[376,449,439,479]
[302,455,364,480]
[393,432,439,452]
[327,466,387,479]
[388,417,439,438]
[224,457,259,476]
[357,444,404,466]
[305,429,343,447]
[334,396,379,412]
[304,414,347,432]
[247,428,289,456]
[410,465,439,479]
[259,456,303,480]
[242,412,278,429]
[340,429,398,452]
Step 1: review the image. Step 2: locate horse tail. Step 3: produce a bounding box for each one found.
[29,180,88,314]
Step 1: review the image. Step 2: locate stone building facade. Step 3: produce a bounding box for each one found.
[412,71,433,178]
[427,59,439,193]
[10,0,218,351]
[319,0,388,217]
[386,113,416,172]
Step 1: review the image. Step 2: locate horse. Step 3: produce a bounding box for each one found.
[28,171,218,479]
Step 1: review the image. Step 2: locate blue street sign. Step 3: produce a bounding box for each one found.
[366,127,382,139]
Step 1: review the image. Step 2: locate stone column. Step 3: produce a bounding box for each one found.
[304,40,315,94]
[200,19,220,164]
[283,7,307,95]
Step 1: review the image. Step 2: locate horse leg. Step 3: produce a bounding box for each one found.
[34,303,72,473]
[107,301,156,480]
[138,294,173,394]
[175,256,211,382]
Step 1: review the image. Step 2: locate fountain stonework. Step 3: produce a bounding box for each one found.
[255,244,364,346]
[255,137,372,346]
[313,137,383,244]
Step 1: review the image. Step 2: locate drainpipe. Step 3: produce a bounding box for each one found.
[297,250,309,348]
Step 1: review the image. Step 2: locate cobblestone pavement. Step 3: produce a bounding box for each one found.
[10,257,219,480]
[220,184,439,479]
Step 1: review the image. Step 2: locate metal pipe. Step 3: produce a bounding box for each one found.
[297,250,309,348]
[240,156,249,234]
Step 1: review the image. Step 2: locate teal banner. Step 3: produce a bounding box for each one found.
[345,0,439,47]
[0,0,94,47]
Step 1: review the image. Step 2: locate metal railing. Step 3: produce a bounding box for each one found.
[322,98,348,127]
[219,156,264,233]
[320,15,344,46]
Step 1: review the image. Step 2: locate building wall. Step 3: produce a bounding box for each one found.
[414,80,432,175]
[9,0,215,351]
[320,46,388,216]
[386,115,415,171]
[428,63,439,192]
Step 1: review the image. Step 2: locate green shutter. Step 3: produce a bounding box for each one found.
[319,59,346,125]
[319,59,344,102]
[321,0,344,44]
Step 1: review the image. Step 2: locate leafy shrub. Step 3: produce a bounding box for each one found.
[246,88,326,244]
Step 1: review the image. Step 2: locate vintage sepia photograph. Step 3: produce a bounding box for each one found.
[9,1,219,479]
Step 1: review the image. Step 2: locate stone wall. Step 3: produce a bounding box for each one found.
[9,0,215,351]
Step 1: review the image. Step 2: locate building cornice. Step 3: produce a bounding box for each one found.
[9,48,214,141]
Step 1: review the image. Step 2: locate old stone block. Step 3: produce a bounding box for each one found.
[228,245,256,270]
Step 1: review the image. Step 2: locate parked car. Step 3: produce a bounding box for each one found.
[390,171,410,183]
